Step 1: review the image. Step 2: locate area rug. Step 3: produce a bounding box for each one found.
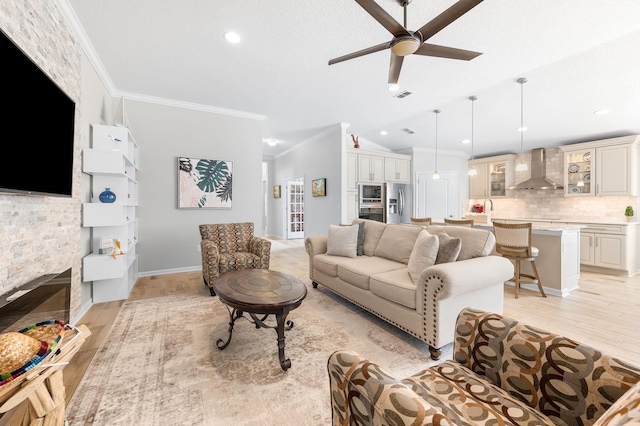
[66,280,452,426]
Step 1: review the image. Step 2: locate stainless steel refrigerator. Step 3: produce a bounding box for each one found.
[386,183,412,224]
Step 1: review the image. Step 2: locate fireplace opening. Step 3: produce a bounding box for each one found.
[0,268,71,333]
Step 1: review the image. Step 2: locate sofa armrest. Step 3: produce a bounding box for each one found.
[454,308,640,426]
[305,236,327,282]
[200,240,220,286]
[419,255,513,298]
[328,350,449,425]
[305,236,327,256]
[249,236,271,269]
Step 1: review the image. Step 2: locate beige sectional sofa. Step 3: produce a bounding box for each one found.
[305,219,514,359]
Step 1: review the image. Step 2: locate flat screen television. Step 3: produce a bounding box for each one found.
[0,29,75,197]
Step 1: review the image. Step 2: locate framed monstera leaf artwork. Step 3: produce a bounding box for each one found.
[178,157,233,209]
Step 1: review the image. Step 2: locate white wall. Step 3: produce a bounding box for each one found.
[127,101,264,274]
[410,147,470,218]
[269,125,344,239]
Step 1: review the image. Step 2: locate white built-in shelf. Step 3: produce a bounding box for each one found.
[81,124,139,303]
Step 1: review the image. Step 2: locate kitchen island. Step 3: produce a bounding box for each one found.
[472,220,584,297]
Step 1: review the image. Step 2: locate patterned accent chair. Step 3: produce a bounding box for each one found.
[199,222,271,296]
[328,308,640,426]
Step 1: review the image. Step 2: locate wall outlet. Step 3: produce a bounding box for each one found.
[197,245,201,252]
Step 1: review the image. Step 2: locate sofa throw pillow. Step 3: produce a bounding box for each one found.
[407,230,439,283]
[435,232,462,264]
[340,222,365,255]
[327,224,359,258]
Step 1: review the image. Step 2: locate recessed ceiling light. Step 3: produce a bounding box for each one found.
[462,139,470,144]
[380,131,387,135]
[388,84,400,91]
[224,32,241,44]
[263,138,278,147]
[594,109,610,115]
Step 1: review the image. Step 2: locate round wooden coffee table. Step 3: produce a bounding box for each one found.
[212,269,307,371]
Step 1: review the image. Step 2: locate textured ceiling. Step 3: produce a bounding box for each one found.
[64,0,640,159]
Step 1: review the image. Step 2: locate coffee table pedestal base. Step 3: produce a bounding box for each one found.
[216,307,295,371]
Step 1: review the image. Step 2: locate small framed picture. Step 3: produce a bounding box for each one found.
[312,178,326,197]
[273,185,281,198]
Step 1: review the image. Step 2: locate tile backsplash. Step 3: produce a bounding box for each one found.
[470,148,637,223]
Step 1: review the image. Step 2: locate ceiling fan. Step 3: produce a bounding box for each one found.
[329,0,484,84]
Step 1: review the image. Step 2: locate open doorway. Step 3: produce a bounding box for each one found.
[286,177,304,239]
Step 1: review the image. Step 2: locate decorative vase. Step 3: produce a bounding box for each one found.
[99,188,116,203]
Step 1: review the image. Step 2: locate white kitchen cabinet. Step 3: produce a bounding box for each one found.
[347,149,411,184]
[468,162,488,199]
[346,151,358,191]
[82,124,139,303]
[579,223,637,277]
[560,135,638,197]
[384,157,410,183]
[597,144,635,196]
[358,153,385,182]
[346,191,358,223]
[468,154,515,199]
[563,148,595,196]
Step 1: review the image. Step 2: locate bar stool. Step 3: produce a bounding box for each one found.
[444,218,474,227]
[410,217,432,226]
[492,221,547,299]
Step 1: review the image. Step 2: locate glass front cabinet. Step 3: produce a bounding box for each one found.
[563,148,595,196]
[468,154,515,199]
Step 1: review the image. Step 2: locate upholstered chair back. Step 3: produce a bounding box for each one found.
[199,222,254,254]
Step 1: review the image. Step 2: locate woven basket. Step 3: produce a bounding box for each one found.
[0,319,65,387]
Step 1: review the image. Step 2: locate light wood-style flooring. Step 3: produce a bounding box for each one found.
[64,238,640,406]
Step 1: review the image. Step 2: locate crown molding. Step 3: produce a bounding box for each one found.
[56,0,265,122]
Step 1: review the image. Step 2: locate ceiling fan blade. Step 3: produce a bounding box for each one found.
[416,0,483,41]
[414,43,482,60]
[388,54,404,84]
[329,41,391,65]
[355,0,409,36]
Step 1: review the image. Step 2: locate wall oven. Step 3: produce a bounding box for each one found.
[358,184,386,223]
[358,204,385,222]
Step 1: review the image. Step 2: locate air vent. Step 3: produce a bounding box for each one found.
[402,128,415,134]
[394,90,412,99]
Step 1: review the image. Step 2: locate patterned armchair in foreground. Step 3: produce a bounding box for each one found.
[199,222,271,296]
[328,307,640,426]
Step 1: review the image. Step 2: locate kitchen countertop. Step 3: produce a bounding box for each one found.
[473,222,583,236]
[490,217,638,226]
[431,219,583,235]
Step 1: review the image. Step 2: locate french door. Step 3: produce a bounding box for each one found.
[286,177,304,239]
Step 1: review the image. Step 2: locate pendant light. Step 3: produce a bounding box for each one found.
[432,109,441,180]
[468,96,478,176]
[515,77,528,171]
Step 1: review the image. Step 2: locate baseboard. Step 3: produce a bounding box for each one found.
[137,265,202,278]
[503,281,574,298]
[70,300,93,326]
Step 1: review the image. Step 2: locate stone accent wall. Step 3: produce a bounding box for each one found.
[470,147,637,222]
[0,1,83,318]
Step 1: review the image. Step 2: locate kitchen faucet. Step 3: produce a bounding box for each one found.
[484,198,494,212]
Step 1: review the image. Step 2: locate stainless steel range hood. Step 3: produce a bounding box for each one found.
[508,148,563,190]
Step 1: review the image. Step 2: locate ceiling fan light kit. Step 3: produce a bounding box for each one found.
[390,35,421,56]
[329,0,484,84]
